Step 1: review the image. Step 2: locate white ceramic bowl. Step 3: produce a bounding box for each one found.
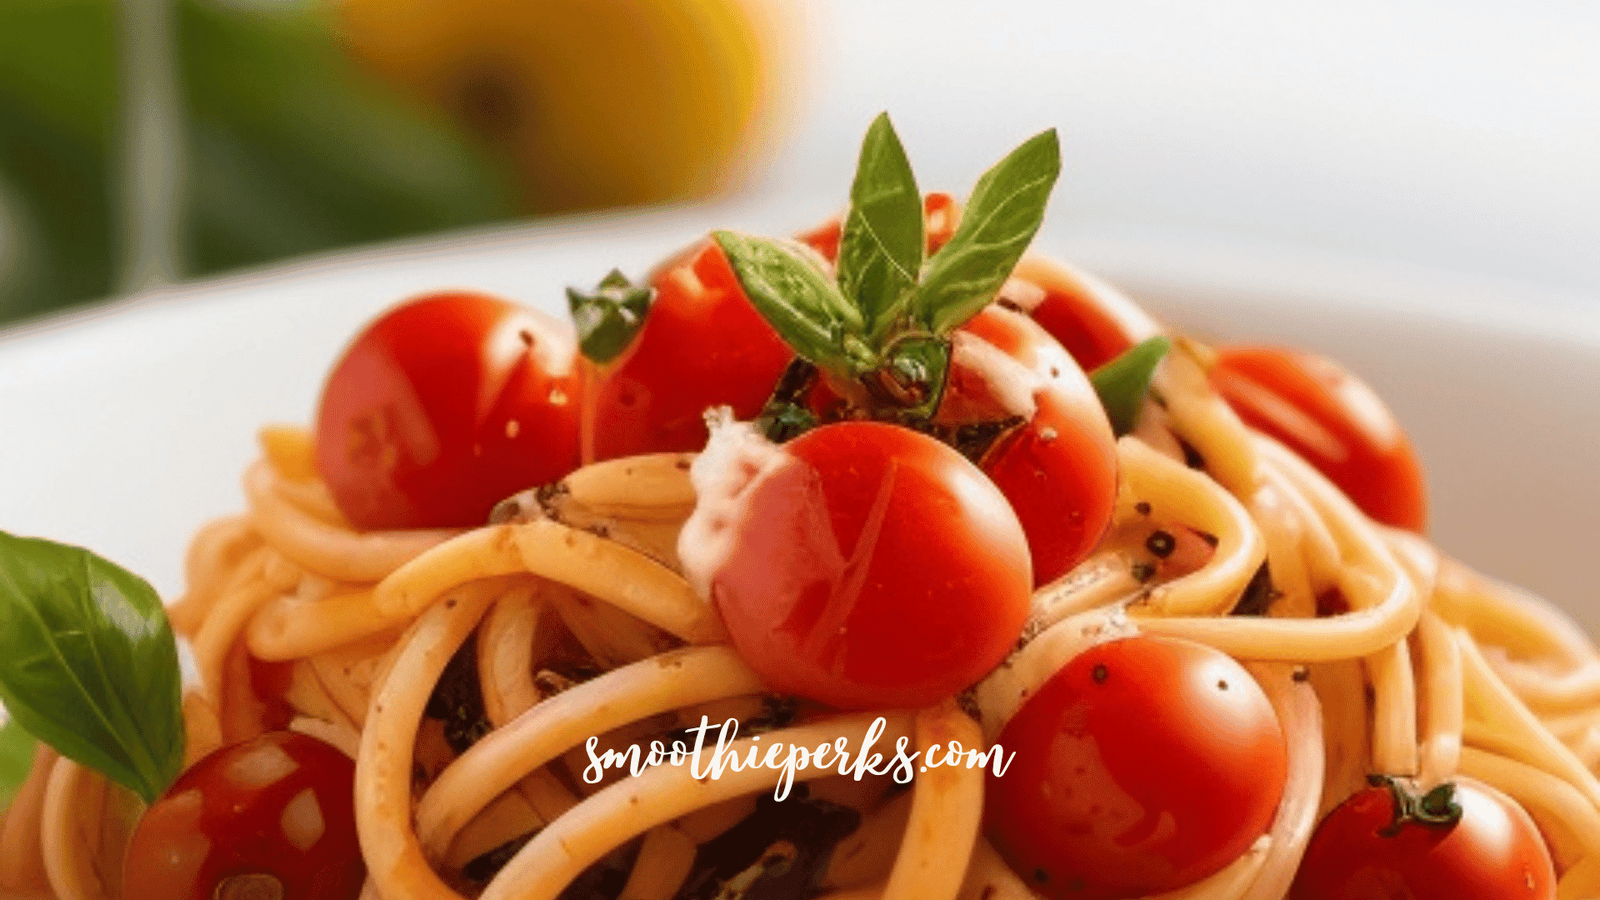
[2,212,1596,636]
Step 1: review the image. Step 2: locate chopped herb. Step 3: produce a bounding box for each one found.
[424,636,492,754]
[567,269,654,364]
[1145,529,1176,558]
[674,788,860,900]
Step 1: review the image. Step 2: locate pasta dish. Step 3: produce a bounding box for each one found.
[1,115,1597,900]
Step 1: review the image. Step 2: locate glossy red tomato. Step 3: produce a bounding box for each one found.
[695,421,1032,710]
[1210,345,1428,531]
[579,240,793,461]
[121,731,363,900]
[999,255,1159,372]
[947,305,1118,587]
[315,291,582,530]
[987,635,1287,900]
[1290,777,1555,900]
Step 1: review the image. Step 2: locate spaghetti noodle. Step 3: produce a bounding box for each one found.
[4,230,1600,900]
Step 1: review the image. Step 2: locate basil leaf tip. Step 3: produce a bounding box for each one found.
[837,112,923,339]
[915,127,1061,336]
[1090,335,1172,436]
[0,530,185,804]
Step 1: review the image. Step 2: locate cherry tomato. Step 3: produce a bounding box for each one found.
[121,731,363,900]
[697,421,1032,710]
[315,291,582,530]
[999,255,1159,372]
[579,240,793,461]
[1290,777,1555,900]
[947,305,1118,587]
[1210,345,1428,531]
[987,635,1287,900]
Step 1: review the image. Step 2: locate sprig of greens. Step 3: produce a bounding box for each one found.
[567,269,654,365]
[1090,336,1173,435]
[713,114,1062,413]
[0,531,185,804]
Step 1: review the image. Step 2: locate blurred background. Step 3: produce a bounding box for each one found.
[2,0,1598,328]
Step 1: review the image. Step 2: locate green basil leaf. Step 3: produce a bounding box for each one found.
[837,112,923,340]
[914,129,1061,335]
[0,711,36,809]
[0,531,184,804]
[1090,336,1172,436]
[713,231,877,374]
[567,269,654,364]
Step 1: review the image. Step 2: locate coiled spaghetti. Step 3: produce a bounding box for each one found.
[4,273,1600,900]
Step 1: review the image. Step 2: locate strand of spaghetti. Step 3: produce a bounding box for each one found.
[880,700,985,900]
[1414,610,1464,787]
[1138,439,1418,662]
[373,520,725,644]
[1557,854,1600,899]
[1237,665,1325,900]
[257,423,319,481]
[1491,658,1600,715]
[245,586,406,661]
[1308,660,1372,819]
[39,757,138,900]
[975,605,1135,740]
[1364,629,1419,776]
[617,824,698,900]
[190,550,281,704]
[1030,550,1140,628]
[1458,747,1600,867]
[956,838,1041,900]
[414,645,767,860]
[477,585,544,726]
[1456,629,1600,811]
[478,712,914,900]
[825,791,914,889]
[0,745,56,896]
[1460,727,1595,869]
[1245,475,1316,619]
[547,586,678,668]
[1256,462,1339,599]
[1114,437,1264,617]
[244,460,457,582]
[354,579,502,900]
[557,452,699,516]
[167,515,259,635]
[1434,561,1597,669]
[1153,338,1258,498]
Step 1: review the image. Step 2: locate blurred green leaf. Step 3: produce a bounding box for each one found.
[0,0,515,325]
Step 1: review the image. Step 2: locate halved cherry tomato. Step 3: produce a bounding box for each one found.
[947,305,1118,587]
[315,291,582,530]
[121,731,363,900]
[1290,777,1555,900]
[1210,345,1428,531]
[579,240,793,461]
[987,635,1287,900]
[999,255,1159,373]
[691,420,1032,710]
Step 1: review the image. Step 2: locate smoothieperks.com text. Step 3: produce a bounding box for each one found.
[582,715,1015,801]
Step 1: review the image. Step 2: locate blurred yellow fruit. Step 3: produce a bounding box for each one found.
[335,0,794,213]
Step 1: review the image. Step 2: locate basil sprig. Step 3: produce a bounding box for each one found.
[1090,336,1173,436]
[0,531,185,804]
[914,128,1061,335]
[714,114,1062,412]
[0,714,35,809]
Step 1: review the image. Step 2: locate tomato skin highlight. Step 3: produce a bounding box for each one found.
[986,635,1287,900]
[1211,345,1428,532]
[580,240,793,461]
[315,291,582,530]
[704,421,1032,710]
[1289,778,1555,900]
[957,305,1118,587]
[121,731,364,900]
